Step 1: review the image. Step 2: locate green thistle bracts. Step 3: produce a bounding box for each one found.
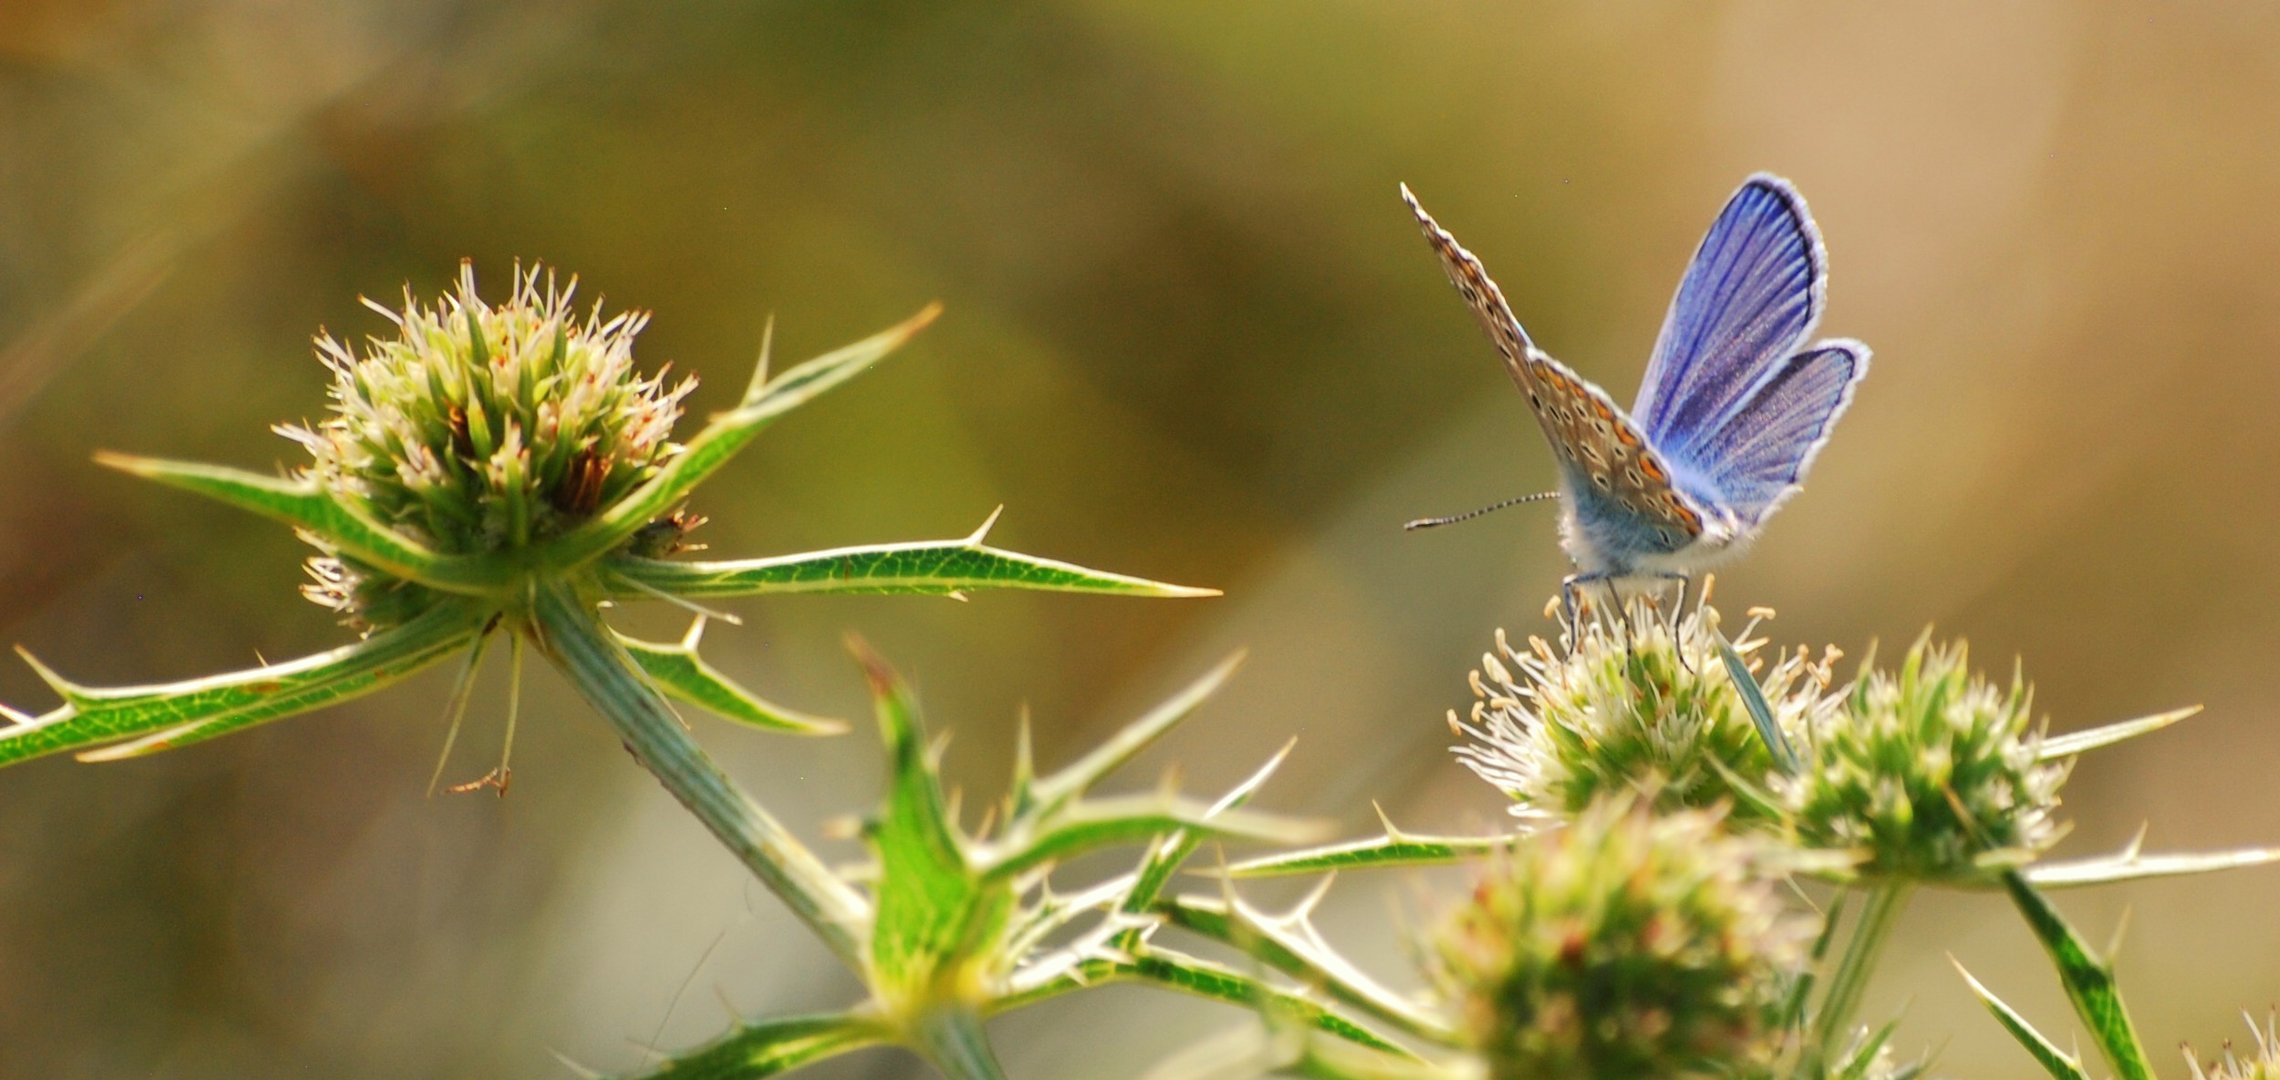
[285,263,693,624]
[1427,801,1809,1080]
[1781,637,2065,883]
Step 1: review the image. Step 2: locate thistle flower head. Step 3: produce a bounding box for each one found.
[2188,1010,2280,1080]
[1453,603,1835,828]
[1426,799,1810,1080]
[281,262,694,622]
[1781,634,2066,883]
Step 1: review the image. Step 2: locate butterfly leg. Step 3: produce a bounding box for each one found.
[1657,572,1695,672]
[1601,577,1635,661]
[1559,573,1591,647]
[1561,571,1626,655]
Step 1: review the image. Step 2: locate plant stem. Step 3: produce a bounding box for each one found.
[1812,882,1912,1056]
[909,1009,1008,1080]
[531,578,870,970]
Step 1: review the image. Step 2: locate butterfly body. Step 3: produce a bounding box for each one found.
[1404,175,1867,618]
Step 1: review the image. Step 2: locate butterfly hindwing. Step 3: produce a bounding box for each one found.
[1690,342,1868,525]
[1402,185,1706,547]
[1633,175,1825,456]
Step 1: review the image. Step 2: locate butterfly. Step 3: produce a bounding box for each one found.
[1402,174,1869,634]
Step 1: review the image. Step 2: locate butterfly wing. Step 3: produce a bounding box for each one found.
[1401,185,1707,548]
[1632,174,1826,454]
[1689,342,1868,525]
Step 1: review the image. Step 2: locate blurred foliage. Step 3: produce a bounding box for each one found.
[4,2,2279,1077]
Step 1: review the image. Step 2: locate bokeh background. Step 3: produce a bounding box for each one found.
[4,2,2278,1076]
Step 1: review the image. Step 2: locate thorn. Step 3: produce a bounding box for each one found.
[12,647,75,696]
[681,615,709,651]
[615,572,743,626]
[2105,904,2134,963]
[947,590,969,603]
[2123,822,2150,861]
[965,505,1005,547]
[0,700,34,725]
[1157,761,1185,800]
[741,314,777,404]
[1291,872,1337,922]
[1213,738,1297,814]
[1013,707,1035,782]
[548,1049,607,1080]
[426,634,493,797]
[1371,801,1405,842]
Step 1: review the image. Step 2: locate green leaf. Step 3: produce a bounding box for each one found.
[545,306,940,569]
[2037,706,2199,761]
[2001,870,2155,1080]
[92,454,510,594]
[746,303,942,410]
[981,794,1322,883]
[849,637,1002,995]
[1952,956,2092,1080]
[1225,828,1511,878]
[1117,946,1417,1060]
[1715,626,1797,774]
[615,620,846,736]
[1119,739,1294,920]
[1157,895,1461,1048]
[2023,837,2280,888]
[1,602,484,767]
[621,1010,886,1080]
[1023,652,1243,820]
[604,511,1218,602]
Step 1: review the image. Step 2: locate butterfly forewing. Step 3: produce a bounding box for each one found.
[1402,185,1706,546]
[1633,175,1826,455]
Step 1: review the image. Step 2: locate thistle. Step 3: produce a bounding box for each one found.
[282,265,697,628]
[1781,635,2066,885]
[1425,798,1812,1080]
[1452,603,1836,829]
[0,265,1220,1039]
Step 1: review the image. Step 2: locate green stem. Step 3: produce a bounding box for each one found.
[909,1009,1007,1080]
[530,578,870,970]
[1813,882,1912,1056]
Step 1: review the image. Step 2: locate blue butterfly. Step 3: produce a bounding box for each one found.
[1403,175,1869,631]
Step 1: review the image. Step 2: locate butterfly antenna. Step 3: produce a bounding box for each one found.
[1403,491,1560,531]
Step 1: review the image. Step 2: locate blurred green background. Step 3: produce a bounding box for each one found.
[4,2,2278,1076]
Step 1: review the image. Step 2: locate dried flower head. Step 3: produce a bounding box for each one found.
[1782,635,2067,884]
[1453,602,1835,828]
[281,261,694,623]
[1427,798,1811,1080]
